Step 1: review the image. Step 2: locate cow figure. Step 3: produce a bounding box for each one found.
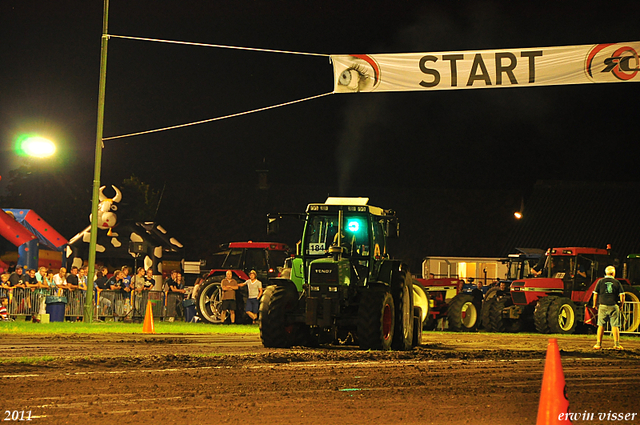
[90,185,122,234]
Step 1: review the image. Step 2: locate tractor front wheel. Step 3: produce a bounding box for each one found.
[488,295,523,333]
[548,297,577,334]
[260,282,299,348]
[481,287,502,330]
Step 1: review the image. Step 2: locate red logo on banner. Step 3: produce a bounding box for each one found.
[586,43,640,81]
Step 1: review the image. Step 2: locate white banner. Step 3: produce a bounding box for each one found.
[332,42,640,93]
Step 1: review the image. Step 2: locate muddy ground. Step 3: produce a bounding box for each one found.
[2,331,640,425]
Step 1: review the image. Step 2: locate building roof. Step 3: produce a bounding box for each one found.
[500,181,640,257]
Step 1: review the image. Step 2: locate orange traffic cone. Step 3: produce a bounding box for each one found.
[536,338,571,424]
[142,301,155,334]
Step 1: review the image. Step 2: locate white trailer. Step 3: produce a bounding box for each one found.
[422,256,508,285]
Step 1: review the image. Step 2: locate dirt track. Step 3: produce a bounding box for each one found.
[3,332,640,424]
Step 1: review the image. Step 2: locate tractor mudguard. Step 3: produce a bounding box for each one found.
[374,259,402,286]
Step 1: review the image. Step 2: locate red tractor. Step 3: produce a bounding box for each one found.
[414,277,464,330]
[489,247,640,334]
[194,242,290,324]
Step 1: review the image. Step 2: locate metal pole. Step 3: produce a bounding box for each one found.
[84,0,109,323]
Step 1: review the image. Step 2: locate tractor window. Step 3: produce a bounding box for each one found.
[343,216,370,257]
[549,256,571,279]
[267,250,288,272]
[245,249,268,272]
[305,215,339,255]
[222,249,244,269]
[507,260,523,280]
[575,255,593,287]
[304,214,370,257]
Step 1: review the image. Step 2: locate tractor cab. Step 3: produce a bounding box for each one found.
[211,241,289,282]
[511,247,617,305]
[302,197,397,291]
[504,248,545,282]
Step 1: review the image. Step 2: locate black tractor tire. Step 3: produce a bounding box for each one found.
[357,290,395,351]
[481,287,501,330]
[621,285,640,332]
[195,277,224,324]
[534,296,557,334]
[260,281,300,348]
[489,295,524,333]
[547,297,578,334]
[412,306,423,347]
[484,286,501,304]
[482,296,498,332]
[447,293,481,332]
[391,269,414,351]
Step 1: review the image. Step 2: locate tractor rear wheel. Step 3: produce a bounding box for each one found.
[489,295,523,333]
[194,278,224,324]
[447,293,481,331]
[260,282,299,348]
[357,290,395,351]
[621,285,640,332]
[391,269,414,351]
[548,297,577,334]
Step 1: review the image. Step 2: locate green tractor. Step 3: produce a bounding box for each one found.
[260,197,427,351]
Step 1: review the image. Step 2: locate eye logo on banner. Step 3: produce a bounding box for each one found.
[585,43,640,82]
[337,54,381,92]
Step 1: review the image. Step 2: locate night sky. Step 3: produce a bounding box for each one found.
[1,1,639,260]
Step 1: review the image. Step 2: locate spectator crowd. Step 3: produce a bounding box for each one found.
[0,264,187,322]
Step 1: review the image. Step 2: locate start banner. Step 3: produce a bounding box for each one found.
[331,41,640,93]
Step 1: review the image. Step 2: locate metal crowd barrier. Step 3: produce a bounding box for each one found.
[96,290,171,321]
[603,300,640,334]
[165,292,186,320]
[1,288,187,322]
[1,287,56,318]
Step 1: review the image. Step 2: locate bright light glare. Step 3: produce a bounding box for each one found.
[17,135,56,158]
[347,220,360,232]
[514,211,523,219]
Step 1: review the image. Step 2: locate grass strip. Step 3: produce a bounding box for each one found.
[0,320,259,335]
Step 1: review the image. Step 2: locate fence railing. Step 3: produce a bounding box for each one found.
[1,288,187,321]
[603,300,640,334]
